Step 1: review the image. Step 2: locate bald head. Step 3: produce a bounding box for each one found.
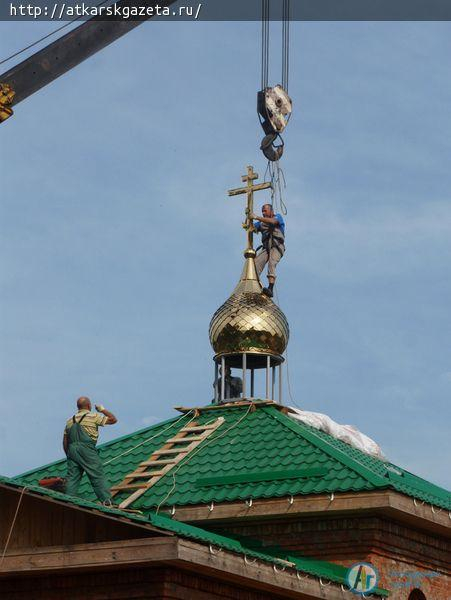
[77,396,91,410]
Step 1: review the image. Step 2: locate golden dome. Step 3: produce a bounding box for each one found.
[209,250,289,363]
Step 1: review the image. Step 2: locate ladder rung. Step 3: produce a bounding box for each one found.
[181,425,214,433]
[153,448,190,455]
[128,471,164,478]
[167,435,205,443]
[141,459,175,467]
[111,483,149,491]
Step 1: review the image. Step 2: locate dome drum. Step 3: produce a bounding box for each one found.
[213,351,283,404]
[213,352,284,370]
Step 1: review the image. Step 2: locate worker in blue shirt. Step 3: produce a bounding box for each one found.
[252,204,285,298]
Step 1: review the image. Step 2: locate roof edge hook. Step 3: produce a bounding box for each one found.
[273,564,286,573]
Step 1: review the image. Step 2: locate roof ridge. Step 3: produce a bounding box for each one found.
[263,406,390,489]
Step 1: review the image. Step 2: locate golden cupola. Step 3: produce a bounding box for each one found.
[209,166,290,404]
[209,248,289,363]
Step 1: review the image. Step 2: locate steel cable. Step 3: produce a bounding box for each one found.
[261,0,269,89]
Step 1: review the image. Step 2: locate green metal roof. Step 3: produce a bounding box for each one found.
[17,403,451,512]
[1,475,390,595]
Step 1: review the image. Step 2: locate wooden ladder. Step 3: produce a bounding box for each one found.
[110,417,224,509]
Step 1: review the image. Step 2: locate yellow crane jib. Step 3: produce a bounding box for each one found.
[0,83,15,123]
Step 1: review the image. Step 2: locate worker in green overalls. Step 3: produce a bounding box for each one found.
[63,396,117,504]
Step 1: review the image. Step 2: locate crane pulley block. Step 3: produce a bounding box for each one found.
[257,85,292,135]
[257,84,292,162]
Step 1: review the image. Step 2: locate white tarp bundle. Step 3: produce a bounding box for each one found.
[288,407,386,461]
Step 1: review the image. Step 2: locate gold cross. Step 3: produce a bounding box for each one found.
[228,166,271,251]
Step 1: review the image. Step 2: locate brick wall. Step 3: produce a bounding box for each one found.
[212,514,451,599]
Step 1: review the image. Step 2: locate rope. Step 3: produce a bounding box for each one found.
[103,410,196,466]
[267,160,287,216]
[0,0,112,68]
[0,486,27,568]
[274,287,302,410]
[155,404,253,513]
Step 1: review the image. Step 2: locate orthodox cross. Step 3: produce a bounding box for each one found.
[228,166,271,251]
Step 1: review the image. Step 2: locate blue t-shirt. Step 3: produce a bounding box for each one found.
[254,213,285,236]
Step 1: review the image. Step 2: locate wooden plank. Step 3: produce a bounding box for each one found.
[127,471,165,478]
[0,537,178,575]
[179,425,216,433]
[174,400,280,414]
[176,538,346,600]
[167,435,206,443]
[140,459,176,466]
[110,483,149,491]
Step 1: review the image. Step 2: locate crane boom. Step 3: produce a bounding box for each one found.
[0,0,177,113]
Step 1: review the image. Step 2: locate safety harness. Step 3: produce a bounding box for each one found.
[259,220,285,255]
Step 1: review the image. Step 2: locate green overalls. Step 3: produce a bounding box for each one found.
[65,413,112,502]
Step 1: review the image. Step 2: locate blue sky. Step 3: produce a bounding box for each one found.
[0,20,450,488]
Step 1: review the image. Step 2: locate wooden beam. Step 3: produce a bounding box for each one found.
[175,538,348,600]
[174,400,282,414]
[0,536,347,599]
[163,490,451,538]
[0,537,178,575]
